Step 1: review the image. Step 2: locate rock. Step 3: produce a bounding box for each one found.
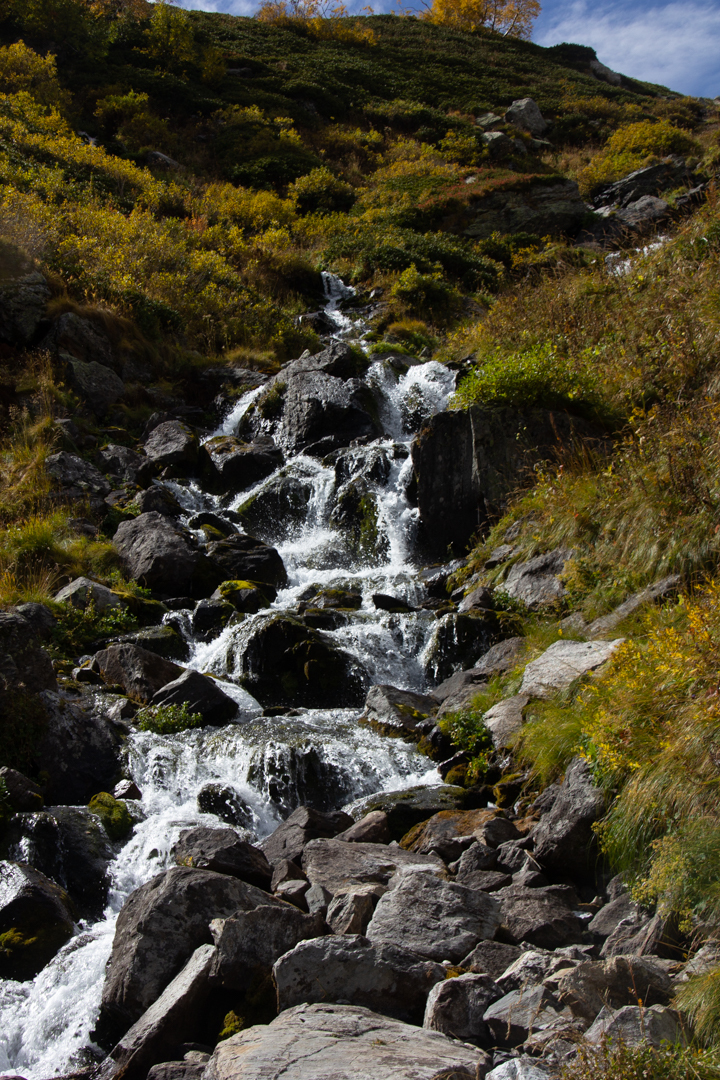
[486,1058,552,1080]
[212,580,273,614]
[476,112,504,129]
[93,643,182,704]
[0,271,51,344]
[271,859,307,891]
[0,861,75,979]
[172,827,272,890]
[274,935,446,1023]
[424,971,500,1046]
[372,593,416,613]
[482,695,530,749]
[113,625,189,663]
[44,311,115,366]
[461,870,513,893]
[147,150,181,169]
[481,131,515,159]
[590,158,691,211]
[115,779,142,800]
[402,810,520,859]
[46,451,111,501]
[66,357,125,414]
[302,839,445,896]
[103,945,215,1080]
[206,534,287,590]
[483,985,565,1047]
[12,601,56,639]
[326,883,385,934]
[465,180,585,240]
[600,911,683,960]
[584,1003,684,1048]
[495,885,587,949]
[505,98,548,136]
[454,841,497,875]
[144,1065,205,1080]
[431,668,488,704]
[55,576,125,613]
[0,767,43,812]
[99,866,284,1040]
[260,806,353,866]
[201,436,282,493]
[366,870,501,963]
[335,811,391,845]
[236,614,366,708]
[134,486,183,517]
[275,878,310,908]
[99,444,146,483]
[532,757,605,877]
[114,513,201,596]
[197,784,252,829]
[424,613,499,684]
[460,940,523,978]
[203,1002,485,1080]
[458,586,494,614]
[210,904,325,990]
[494,948,578,995]
[585,575,680,638]
[284,341,370,381]
[33,690,124,805]
[556,955,672,1021]
[280,370,380,455]
[188,512,238,538]
[150,669,238,725]
[520,639,623,699]
[0,611,57,698]
[615,195,670,231]
[144,421,199,471]
[359,684,438,739]
[589,57,622,85]
[354,785,470,842]
[502,549,573,608]
[588,893,638,939]
[236,470,315,543]
[191,599,236,642]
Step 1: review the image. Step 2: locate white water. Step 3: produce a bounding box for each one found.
[0,282,457,1078]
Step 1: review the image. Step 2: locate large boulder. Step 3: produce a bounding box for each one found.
[35,689,124,805]
[502,549,573,608]
[366,870,501,963]
[0,271,51,344]
[280,371,380,456]
[44,311,115,367]
[504,97,548,136]
[0,610,56,697]
[201,436,282,494]
[150,669,238,725]
[99,444,146,484]
[584,1003,684,1048]
[353,784,469,842]
[532,757,606,877]
[45,451,111,502]
[401,810,519,859]
[464,180,586,240]
[0,861,75,979]
[114,513,203,596]
[520,639,622,698]
[205,534,287,591]
[359,684,438,739]
[235,470,315,543]
[423,971,501,1046]
[423,612,500,684]
[556,955,672,1021]
[590,157,692,211]
[483,985,565,1047]
[98,866,285,1041]
[495,885,588,949]
[55,576,125,613]
[66,358,125,414]
[260,806,353,866]
[210,904,326,990]
[274,934,446,1023]
[144,421,199,472]
[0,766,43,812]
[202,1002,485,1080]
[301,839,445,896]
[172,827,272,890]
[93,643,183,704]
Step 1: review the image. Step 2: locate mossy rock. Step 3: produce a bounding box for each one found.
[493,773,525,808]
[304,588,362,611]
[88,792,132,842]
[113,592,168,626]
[216,579,274,613]
[445,763,470,787]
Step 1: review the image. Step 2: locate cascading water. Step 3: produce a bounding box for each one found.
[0,284,458,1078]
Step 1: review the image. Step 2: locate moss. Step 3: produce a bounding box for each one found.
[88,791,133,841]
[257,381,287,419]
[445,763,469,786]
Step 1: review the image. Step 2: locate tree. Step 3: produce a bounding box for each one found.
[421,0,541,40]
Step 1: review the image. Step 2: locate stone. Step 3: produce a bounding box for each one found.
[502,549,573,609]
[454,842,498,876]
[461,870,513,893]
[212,580,273,614]
[275,879,310,908]
[600,911,683,960]
[65,357,125,414]
[424,612,499,684]
[359,684,438,738]
[615,195,670,231]
[203,1002,485,1080]
[55,576,125,613]
[188,512,238,538]
[201,436,282,494]
[0,767,43,812]
[591,158,691,212]
[150,669,238,725]
[134,486,183,517]
[460,940,523,979]
[520,639,623,699]
[275,935,446,1023]
[424,971,500,1046]
[431,668,488,704]
[44,311,115,366]
[115,779,142,800]
[93,643,182,704]
[0,861,75,979]
[486,1057,552,1080]
[280,370,380,456]
[46,451,111,500]
[586,575,680,638]
[12,601,56,639]
[302,839,445,897]
[556,955,672,1021]
[191,599,236,642]
[483,985,565,1047]
[33,690,124,805]
[0,271,51,344]
[355,785,469,842]
[494,949,577,995]
[476,112,504,129]
[465,181,585,240]
[210,903,325,990]
[588,894,639,939]
[103,945,215,1080]
[99,444,146,483]
[326,883,385,934]
[99,866,285,1041]
[504,98,548,136]
[236,471,315,543]
[481,131,514,158]
[206,535,287,590]
[305,881,332,915]
[532,757,606,877]
[495,886,587,950]
[589,57,622,85]
[172,827,272,890]
[372,594,416,613]
[197,784,252,829]
[366,870,501,963]
[260,806,353,866]
[145,1064,204,1080]
[270,859,307,891]
[482,695,530,749]
[584,1004,684,1048]
[0,611,57,697]
[114,513,201,596]
[402,810,519,858]
[335,811,391,845]
[144,421,199,471]
[113,626,189,663]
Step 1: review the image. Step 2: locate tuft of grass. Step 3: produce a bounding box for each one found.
[135,702,204,735]
[561,1042,720,1080]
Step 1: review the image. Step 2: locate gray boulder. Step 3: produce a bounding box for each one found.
[591,158,691,211]
[495,885,587,949]
[46,451,111,500]
[202,1002,485,1080]
[261,806,353,866]
[532,757,606,876]
[302,839,445,896]
[584,1003,684,1047]
[504,98,548,136]
[112,625,189,663]
[172,827,272,889]
[486,1057,553,1080]
[55,576,125,613]
[93,643,182,704]
[354,785,470,842]
[482,131,515,159]
[482,695,530,749]
[44,311,116,368]
[201,436,282,494]
[460,940,523,978]
[520,639,622,699]
[0,271,51,344]
[114,513,202,596]
[335,810,391,845]
[424,971,500,1046]
[359,684,438,738]
[66,358,125,414]
[464,181,585,240]
[150,669,238,725]
[144,421,199,472]
[134,486,183,517]
[274,934,446,1024]
[502,549,573,608]
[585,575,680,639]
[205,534,287,590]
[615,195,670,231]
[0,861,75,979]
[326,883,385,934]
[210,904,326,990]
[99,444,146,483]
[191,598,236,643]
[236,470,315,543]
[12,601,56,639]
[424,612,499,684]
[556,955,672,1021]
[431,667,488,704]
[281,371,380,455]
[483,985,565,1047]
[33,689,123,805]
[366,870,501,963]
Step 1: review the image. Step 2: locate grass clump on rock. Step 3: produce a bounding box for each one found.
[135,702,204,736]
[88,792,132,842]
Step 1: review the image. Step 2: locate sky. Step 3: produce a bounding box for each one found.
[176,0,720,99]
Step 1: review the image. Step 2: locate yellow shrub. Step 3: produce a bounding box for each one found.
[579,119,701,197]
[0,41,70,110]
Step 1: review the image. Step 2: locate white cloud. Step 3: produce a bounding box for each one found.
[533,0,720,97]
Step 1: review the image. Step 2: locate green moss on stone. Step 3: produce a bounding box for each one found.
[88,792,133,841]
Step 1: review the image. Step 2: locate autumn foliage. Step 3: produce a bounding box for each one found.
[421,0,541,39]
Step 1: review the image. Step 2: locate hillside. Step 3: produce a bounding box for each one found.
[1,4,720,1078]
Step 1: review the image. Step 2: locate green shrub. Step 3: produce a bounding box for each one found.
[88,792,132,841]
[579,120,701,197]
[390,263,461,322]
[135,702,204,735]
[289,166,355,215]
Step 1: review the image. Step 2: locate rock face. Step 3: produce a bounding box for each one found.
[114,513,201,596]
[502,549,573,608]
[0,861,75,979]
[172,827,272,890]
[99,866,284,1040]
[274,935,446,1023]
[301,839,445,896]
[532,757,605,877]
[366,870,501,962]
[464,181,586,240]
[203,1002,485,1080]
[35,690,124,805]
[93,643,183,703]
[423,971,500,1046]
[520,639,623,698]
[201,436,282,493]
[210,904,326,990]
[150,669,238,725]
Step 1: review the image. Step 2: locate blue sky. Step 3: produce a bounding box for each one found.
[176,0,720,98]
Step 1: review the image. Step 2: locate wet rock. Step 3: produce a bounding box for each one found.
[114,513,201,596]
[0,861,75,980]
[196,784,253,829]
[203,1002,485,1080]
[66,358,125,414]
[99,444,146,483]
[424,612,499,683]
[201,436,282,494]
[93,643,182,704]
[237,614,366,708]
[212,580,273,613]
[112,625,189,663]
[503,549,573,608]
[99,866,283,1040]
[210,903,325,990]
[532,757,606,877]
[260,806,353,866]
[134,486,182,517]
[144,421,199,472]
[274,934,446,1023]
[271,859,307,891]
[0,611,57,702]
[0,271,51,344]
[206,534,287,590]
[424,971,500,1046]
[191,599,236,642]
[355,785,470,842]
[104,944,216,1080]
[431,668,488,704]
[281,370,380,455]
[335,810,391,844]
[188,512,238,538]
[556,955,672,1021]
[55,576,125,613]
[495,885,588,949]
[366,870,501,963]
[359,684,438,739]
[460,940,523,978]
[302,838,445,896]
[482,695,530,749]
[35,690,124,805]
[0,767,43,812]
[505,98,548,136]
[284,341,370,381]
[235,471,314,542]
[151,669,238,725]
[520,639,622,699]
[372,593,416,613]
[402,810,520,859]
[46,451,111,501]
[483,985,565,1047]
[584,1003,684,1048]
[172,827,271,890]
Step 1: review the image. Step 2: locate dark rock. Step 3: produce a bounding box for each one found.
[424,971,501,1046]
[481,695,530,749]
[355,785,470,842]
[201,436,282,494]
[299,587,362,611]
[93,644,182,704]
[146,1063,205,1080]
[212,579,273,613]
[112,626,189,663]
[0,272,51,345]
[270,859,307,891]
[464,180,585,240]
[115,779,142,800]
[590,157,692,211]
[495,885,588,949]
[359,684,438,739]
[65,358,125,414]
[0,611,57,698]
[476,637,525,676]
[144,421,199,472]
[584,1003,684,1048]
[134,486,182,517]
[12,602,56,639]
[588,893,639,938]
[301,838,444,896]
[191,599,236,642]
[372,594,416,613]
[284,341,369,381]
[98,866,283,1041]
[274,934,446,1024]
[458,586,494,613]
[0,767,43,812]
[460,940,523,978]
[461,870,513,892]
[46,451,111,501]
[275,878,310,908]
[484,985,564,1047]
[281,370,380,455]
[601,911,684,960]
[206,534,287,590]
[615,195,670,231]
[188,512,238,538]
[326,883,384,933]
[172,827,271,890]
[532,757,605,878]
[505,98,547,136]
[114,513,202,596]
[151,669,238,725]
[556,955,672,1021]
[260,806,353,866]
[210,903,326,989]
[335,811,391,845]
[481,131,514,159]
[235,470,314,543]
[424,612,499,683]
[34,690,124,805]
[0,861,75,979]
[99,445,145,483]
[196,784,252,829]
[44,311,115,368]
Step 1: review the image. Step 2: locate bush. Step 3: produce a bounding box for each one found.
[579,120,701,197]
[289,166,355,215]
[390,263,462,322]
[562,1041,720,1080]
[135,702,204,735]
